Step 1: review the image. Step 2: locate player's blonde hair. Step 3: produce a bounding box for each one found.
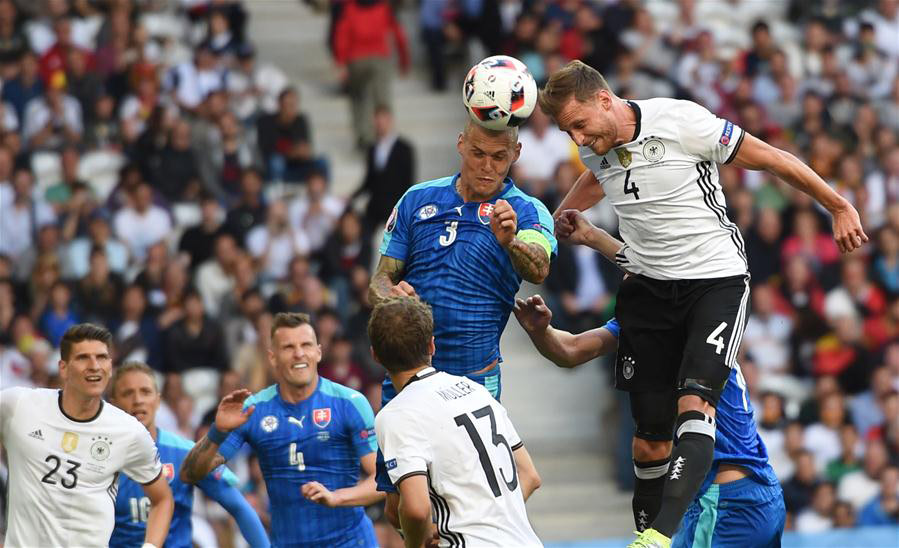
[538,60,611,119]
[109,361,157,399]
[368,296,433,373]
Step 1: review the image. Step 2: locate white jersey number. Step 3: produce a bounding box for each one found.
[706,322,728,355]
[129,496,151,523]
[439,221,458,247]
[454,405,518,497]
[289,443,306,471]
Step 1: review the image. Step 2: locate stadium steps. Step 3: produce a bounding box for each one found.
[249,1,633,541]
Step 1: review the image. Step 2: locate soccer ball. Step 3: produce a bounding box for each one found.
[463,55,538,130]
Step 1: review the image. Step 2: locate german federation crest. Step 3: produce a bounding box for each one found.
[643,139,665,163]
[313,408,331,428]
[477,202,494,225]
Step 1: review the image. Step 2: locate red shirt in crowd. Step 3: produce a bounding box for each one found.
[333,0,410,71]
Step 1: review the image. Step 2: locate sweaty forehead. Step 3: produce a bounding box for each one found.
[555,97,586,130]
[465,129,515,153]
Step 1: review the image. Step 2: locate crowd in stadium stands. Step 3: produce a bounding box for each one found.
[0,0,897,543]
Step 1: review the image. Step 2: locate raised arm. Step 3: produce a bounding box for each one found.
[491,199,551,283]
[181,390,255,484]
[731,133,867,253]
[141,474,174,548]
[302,452,386,507]
[514,295,617,368]
[369,255,416,306]
[552,168,604,219]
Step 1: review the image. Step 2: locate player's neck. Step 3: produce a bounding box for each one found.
[456,177,502,203]
[60,388,103,421]
[390,365,431,393]
[147,423,158,441]
[612,98,638,145]
[278,374,319,404]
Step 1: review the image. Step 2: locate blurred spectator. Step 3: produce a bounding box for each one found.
[219,252,258,324]
[804,391,847,472]
[783,449,820,515]
[152,119,202,202]
[513,106,571,197]
[112,182,172,262]
[120,76,163,145]
[223,167,266,244]
[319,336,368,392]
[110,284,161,369]
[165,44,225,112]
[204,8,239,57]
[838,439,890,510]
[832,500,856,528]
[223,288,264,358]
[743,283,794,376]
[62,210,128,280]
[44,145,86,209]
[857,464,899,526]
[825,423,862,483]
[851,366,896,438]
[288,169,344,254]
[22,71,82,150]
[873,227,899,294]
[256,87,322,183]
[75,245,124,326]
[0,0,29,68]
[1,51,42,122]
[333,0,409,149]
[351,105,414,233]
[163,289,227,374]
[178,194,224,271]
[38,280,78,347]
[227,42,288,123]
[267,255,310,314]
[0,167,56,265]
[419,0,449,92]
[64,48,102,123]
[757,392,790,479]
[782,209,841,277]
[38,16,94,85]
[195,232,238,317]
[201,110,261,201]
[231,310,272,394]
[246,199,310,281]
[795,481,836,533]
[745,207,784,284]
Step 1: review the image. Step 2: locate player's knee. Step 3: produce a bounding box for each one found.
[674,410,716,442]
[632,437,672,462]
[677,393,715,416]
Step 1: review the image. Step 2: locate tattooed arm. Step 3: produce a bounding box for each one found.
[181,389,255,484]
[505,238,550,283]
[368,255,416,306]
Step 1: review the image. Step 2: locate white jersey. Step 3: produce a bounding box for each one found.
[0,387,162,547]
[375,368,541,547]
[581,98,749,280]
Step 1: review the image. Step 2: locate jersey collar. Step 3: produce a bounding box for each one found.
[626,101,642,143]
[402,366,438,390]
[57,389,104,423]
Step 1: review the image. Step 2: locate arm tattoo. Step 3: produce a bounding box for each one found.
[180,436,226,484]
[368,256,406,306]
[505,240,550,284]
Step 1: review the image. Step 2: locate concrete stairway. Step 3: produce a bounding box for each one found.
[247,1,633,542]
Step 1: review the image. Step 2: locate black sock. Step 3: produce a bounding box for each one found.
[632,457,669,532]
[652,412,715,537]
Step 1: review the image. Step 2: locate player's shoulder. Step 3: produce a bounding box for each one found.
[318,378,374,416]
[636,97,715,127]
[400,176,456,205]
[99,400,146,431]
[156,427,195,453]
[1,385,44,405]
[500,182,553,216]
[243,384,280,410]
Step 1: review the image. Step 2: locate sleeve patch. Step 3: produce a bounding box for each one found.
[385,458,398,470]
[719,121,734,146]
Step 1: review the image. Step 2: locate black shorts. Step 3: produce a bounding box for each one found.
[614,274,750,409]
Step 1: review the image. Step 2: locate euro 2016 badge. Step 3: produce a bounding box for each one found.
[477,202,494,225]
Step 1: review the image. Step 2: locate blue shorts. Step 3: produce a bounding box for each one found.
[375,368,502,493]
[673,477,785,548]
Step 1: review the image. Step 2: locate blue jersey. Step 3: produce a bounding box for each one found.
[220,379,379,547]
[111,428,268,548]
[604,318,779,492]
[380,174,556,377]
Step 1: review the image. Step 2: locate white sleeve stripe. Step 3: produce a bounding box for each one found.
[724,128,746,164]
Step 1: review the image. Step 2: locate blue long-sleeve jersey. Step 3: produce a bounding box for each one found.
[380,174,556,378]
[604,318,779,491]
[219,379,379,547]
[111,427,269,548]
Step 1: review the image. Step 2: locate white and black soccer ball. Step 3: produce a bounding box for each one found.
[462,55,538,131]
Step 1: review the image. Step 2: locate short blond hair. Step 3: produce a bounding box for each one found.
[109,361,157,398]
[538,60,611,119]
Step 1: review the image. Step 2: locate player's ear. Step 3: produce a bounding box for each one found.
[369,346,380,365]
[457,132,464,155]
[513,141,521,163]
[428,337,435,356]
[58,358,67,381]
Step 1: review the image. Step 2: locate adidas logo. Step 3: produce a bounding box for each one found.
[669,456,685,480]
[599,157,611,169]
[28,429,44,440]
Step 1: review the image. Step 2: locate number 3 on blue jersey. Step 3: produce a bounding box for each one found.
[439,221,458,246]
